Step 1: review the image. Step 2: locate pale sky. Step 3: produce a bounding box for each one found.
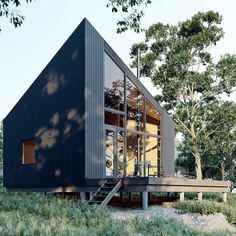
[1,0,236,120]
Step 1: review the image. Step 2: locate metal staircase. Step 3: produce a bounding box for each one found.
[87,179,122,206]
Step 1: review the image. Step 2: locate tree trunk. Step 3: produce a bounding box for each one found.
[221,163,225,181]
[194,150,202,180]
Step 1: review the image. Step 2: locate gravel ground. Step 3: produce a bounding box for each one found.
[110,206,236,232]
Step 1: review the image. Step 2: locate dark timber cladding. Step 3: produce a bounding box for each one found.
[3,18,176,191]
[161,112,175,176]
[3,20,87,188]
[85,20,105,179]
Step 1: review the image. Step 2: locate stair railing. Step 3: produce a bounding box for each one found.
[101,179,122,206]
[87,179,108,205]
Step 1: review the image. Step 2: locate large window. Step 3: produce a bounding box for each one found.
[145,136,161,176]
[105,130,114,177]
[126,78,144,132]
[105,129,124,177]
[146,98,161,135]
[117,131,125,177]
[126,132,144,176]
[105,111,124,127]
[104,53,124,111]
[22,139,36,164]
[104,54,162,177]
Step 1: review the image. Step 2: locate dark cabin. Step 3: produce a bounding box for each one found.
[3,19,176,207]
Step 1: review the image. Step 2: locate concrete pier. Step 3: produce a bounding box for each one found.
[142,191,148,210]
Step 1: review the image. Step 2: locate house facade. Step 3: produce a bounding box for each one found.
[3,19,175,191]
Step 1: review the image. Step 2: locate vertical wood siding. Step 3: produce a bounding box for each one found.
[161,111,175,176]
[85,21,105,179]
[3,21,86,188]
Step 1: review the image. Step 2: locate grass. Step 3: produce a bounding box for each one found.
[0,176,235,235]
[175,194,236,225]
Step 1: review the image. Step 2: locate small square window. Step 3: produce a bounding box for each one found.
[22,140,36,164]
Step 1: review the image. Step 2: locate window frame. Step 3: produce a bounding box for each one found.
[103,50,163,177]
[21,139,36,165]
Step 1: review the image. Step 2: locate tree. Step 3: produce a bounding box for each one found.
[0,0,32,31]
[0,0,152,33]
[176,101,236,181]
[106,0,153,33]
[130,11,236,179]
[202,102,236,181]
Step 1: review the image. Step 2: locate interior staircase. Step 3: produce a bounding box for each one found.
[87,179,122,206]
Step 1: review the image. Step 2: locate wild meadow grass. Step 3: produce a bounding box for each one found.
[175,193,236,225]
[0,176,235,235]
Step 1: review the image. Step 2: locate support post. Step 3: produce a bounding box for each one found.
[179,192,185,201]
[80,192,86,202]
[223,192,227,203]
[148,192,152,203]
[198,192,203,201]
[120,192,125,202]
[142,191,148,210]
[89,192,93,200]
[128,192,133,202]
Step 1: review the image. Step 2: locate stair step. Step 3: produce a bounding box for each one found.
[105,182,118,185]
[101,186,114,189]
[87,179,122,206]
[96,193,109,196]
[93,196,106,200]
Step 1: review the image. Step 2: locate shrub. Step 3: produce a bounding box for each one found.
[175,200,236,224]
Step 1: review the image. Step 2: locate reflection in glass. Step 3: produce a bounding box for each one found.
[117,131,124,177]
[104,53,124,111]
[105,130,114,177]
[126,78,144,131]
[105,111,124,127]
[146,98,161,135]
[126,132,144,176]
[145,136,161,176]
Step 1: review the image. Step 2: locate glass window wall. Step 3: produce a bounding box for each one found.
[126,78,144,132]
[104,53,124,111]
[126,132,144,176]
[105,111,124,127]
[145,136,161,176]
[117,131,125,177]
[146,98,161,135]
[104,55,162,177]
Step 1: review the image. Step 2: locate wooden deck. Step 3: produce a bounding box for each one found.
[86,176,231,193]
[7,176,231,195]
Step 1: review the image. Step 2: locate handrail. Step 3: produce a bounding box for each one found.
[101,179,122,206]
[87,179,108,205]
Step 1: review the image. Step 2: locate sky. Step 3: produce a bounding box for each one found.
[1,0,236,120]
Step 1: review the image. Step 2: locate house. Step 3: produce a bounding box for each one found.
[4,19,229,209]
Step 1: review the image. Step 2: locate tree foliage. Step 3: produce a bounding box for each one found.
[0,0,32,31]
[106,0,152,33]
[176,101,236,181]
[130,11,236,179]
[0,0,152,33]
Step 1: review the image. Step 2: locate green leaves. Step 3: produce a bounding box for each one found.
[106,0,153,33]
[216,54,236,95]
[130,11,236,179]
[0,0,33,32]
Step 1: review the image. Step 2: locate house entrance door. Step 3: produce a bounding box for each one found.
[105,127,124,178]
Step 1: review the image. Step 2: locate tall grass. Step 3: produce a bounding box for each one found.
[175,199,236,225]
[0,177,235,235]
